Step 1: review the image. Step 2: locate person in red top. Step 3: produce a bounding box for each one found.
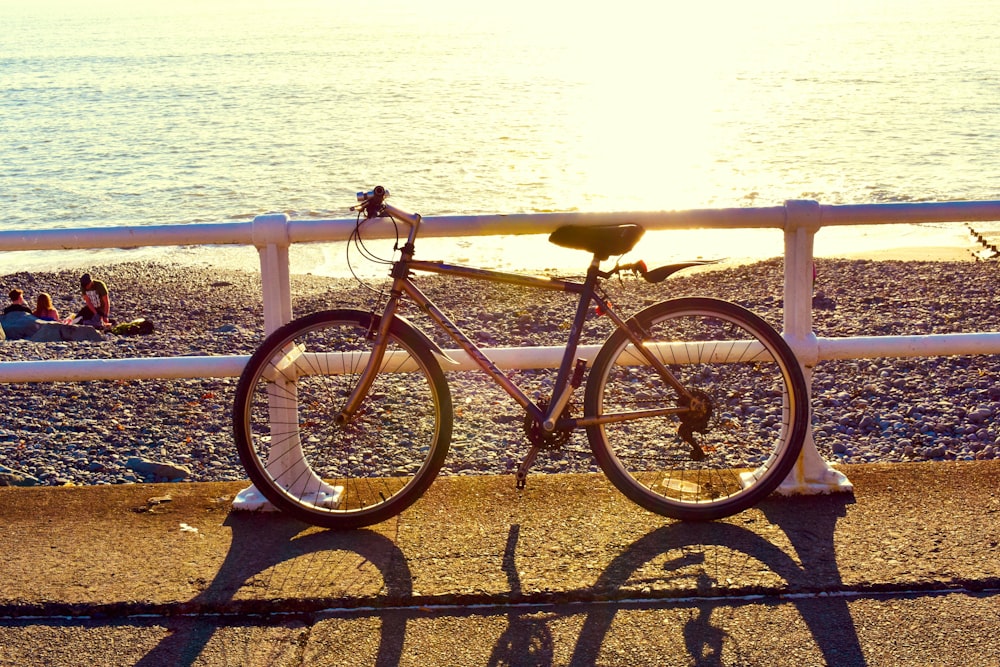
[33,293,60,322]
[74,273,111,328]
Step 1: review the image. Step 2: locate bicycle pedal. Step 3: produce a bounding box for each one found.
[515,444,541,488]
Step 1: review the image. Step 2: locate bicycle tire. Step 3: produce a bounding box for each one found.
[233,309,452,529]
[584,297,808,521]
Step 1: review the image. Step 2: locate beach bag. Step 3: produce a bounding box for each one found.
[111,317,155,336]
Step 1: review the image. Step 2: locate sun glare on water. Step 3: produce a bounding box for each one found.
[3,0,988,275]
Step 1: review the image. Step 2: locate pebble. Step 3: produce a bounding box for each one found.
[0,257,998,487]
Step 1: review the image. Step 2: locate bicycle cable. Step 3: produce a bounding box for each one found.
[345,208,401,294]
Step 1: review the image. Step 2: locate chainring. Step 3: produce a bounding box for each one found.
[523,400,573,449]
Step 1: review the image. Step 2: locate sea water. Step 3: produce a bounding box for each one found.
[2,0,999,277]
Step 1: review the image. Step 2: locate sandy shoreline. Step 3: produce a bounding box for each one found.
[822,245,977,263]
[0,253,998,486]
[651,245,981,270]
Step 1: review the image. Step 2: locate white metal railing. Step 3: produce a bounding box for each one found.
[3,199,1000,497]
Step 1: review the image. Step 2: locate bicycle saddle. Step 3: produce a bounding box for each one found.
[548,224,645,260]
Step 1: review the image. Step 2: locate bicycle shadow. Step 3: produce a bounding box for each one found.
[131,492,857,666]
[573,493,858,665]
[487,524,556,666]
[133,512,412,667]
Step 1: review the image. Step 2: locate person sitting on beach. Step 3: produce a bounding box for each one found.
[3,289,33,316]
[32,293,60,322]
[73,273,111,328]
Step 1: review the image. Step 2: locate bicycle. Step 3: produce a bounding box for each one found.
[232,186,809,529]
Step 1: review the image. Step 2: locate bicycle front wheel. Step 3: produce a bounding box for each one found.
[585,297,808,521]
[233,309,452,529]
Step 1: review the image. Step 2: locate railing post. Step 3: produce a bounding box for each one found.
[234,213,295,511]
[251,213,293,335]
[779,200,854,495]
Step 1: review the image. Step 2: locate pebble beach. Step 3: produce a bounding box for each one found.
[0,256,998,487]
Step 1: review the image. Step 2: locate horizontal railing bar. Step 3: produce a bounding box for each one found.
[287,207,792,243]
[6,198,999,254]
[0,356,249,383]
[817,332,1000,360]
[0,222,252,252]
[820,201,1000,226]
[3,332,999,383]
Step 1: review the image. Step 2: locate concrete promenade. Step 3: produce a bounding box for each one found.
[0,461,998,666]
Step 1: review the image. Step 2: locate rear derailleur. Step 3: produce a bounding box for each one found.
[678,388,714,461]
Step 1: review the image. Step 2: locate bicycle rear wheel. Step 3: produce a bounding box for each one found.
[585,297,808,521]
[233,309,452,529]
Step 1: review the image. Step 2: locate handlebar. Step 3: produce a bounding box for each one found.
[355,185,389,219]
[356,185,388,204]
[353,185,421,227]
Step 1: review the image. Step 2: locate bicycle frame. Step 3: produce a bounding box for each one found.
[231,186,812,528]
[338,202,694,434]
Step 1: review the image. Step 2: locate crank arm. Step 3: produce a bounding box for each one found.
[515,445,542,489]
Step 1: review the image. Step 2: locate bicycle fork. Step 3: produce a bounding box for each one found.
[334,296,401,426]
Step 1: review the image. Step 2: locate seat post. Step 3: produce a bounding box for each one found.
[544,253,603,431]
[586,254,602,283]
